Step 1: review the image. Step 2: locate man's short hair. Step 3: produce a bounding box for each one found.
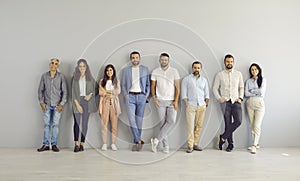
[224,54,234,61]
[50,58,60,64]
[130,51,140,59]
[160,53,169,58]
[192,61,202,68]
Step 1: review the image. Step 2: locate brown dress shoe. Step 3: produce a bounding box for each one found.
[37,145,50,152]
[137,140,144,151]
[52,145,60,152]
[132,144,137,151]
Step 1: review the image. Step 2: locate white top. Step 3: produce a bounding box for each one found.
[79,76,86,96]
[213,69,244,104]
[105,80,115,91]
[151,66,180,100]
[130,66,142,92]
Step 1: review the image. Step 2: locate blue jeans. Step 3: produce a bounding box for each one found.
[220,101,242,144]
[126,94,147,143]
[43,105,62,146]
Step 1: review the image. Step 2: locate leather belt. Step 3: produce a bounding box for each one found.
[129,92,143,95]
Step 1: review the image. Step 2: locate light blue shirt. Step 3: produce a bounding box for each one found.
[181,74,209,106]
[245,77,267,98]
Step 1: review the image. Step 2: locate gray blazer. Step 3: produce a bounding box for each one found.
[71,77,97,113]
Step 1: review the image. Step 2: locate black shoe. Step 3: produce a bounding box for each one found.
[218,135,225,150]
[79,145,84,152]
[52,145,60,152]
[37,145,50,152]
[193,145,203,151]
[226,144,234,152]
[74,145,80,152]
[186,147,193,153]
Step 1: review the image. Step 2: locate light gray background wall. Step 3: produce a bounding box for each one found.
[0,0,299,149]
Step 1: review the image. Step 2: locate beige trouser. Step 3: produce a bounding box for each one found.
[186,105,206,148]
[246,97,265,146]
[101,97,118,144]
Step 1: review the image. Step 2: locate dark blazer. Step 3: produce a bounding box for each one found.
[71,77,97,113]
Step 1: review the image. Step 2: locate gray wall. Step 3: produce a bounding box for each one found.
[0,0,299,149]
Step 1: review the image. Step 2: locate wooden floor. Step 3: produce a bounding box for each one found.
[0,147,299,181]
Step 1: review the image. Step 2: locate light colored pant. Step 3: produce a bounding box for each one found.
[101,97,118,144]
[156,100,177,148]
[246,97,265,146]
[186,105,206,148]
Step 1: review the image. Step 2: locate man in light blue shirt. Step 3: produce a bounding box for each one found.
[181,61,209,153]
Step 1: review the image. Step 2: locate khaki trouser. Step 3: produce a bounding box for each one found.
[186,105,206,148]
[246,97,265,146]
[101,97,118,144]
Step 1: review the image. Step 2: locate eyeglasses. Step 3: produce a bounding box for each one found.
[51,62,59,65]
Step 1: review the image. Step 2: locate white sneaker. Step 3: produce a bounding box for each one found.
[151,138,159,153]
[111,144,118,151]
[250,146,257,154]
[101,144,107,151]
[162,146,169,154]
[248,145,260,150]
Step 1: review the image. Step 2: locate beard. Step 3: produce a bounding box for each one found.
[132,60,140,66]
[226,64,233,69]
[193,71,200,76]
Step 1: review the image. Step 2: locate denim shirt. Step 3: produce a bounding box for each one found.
[181,74,209,106]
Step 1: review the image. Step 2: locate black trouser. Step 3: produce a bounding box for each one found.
[73,97,90,143]
[220,100,242,144]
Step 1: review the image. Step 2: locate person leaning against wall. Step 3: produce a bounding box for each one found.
[121,51,150,152]
[181,61,209,153]
[71,59,97,152]
[98,64,121,151]
[245,63,266,154]
[150,53,180,154]
[37,58,67,152]
[213,54,244,152]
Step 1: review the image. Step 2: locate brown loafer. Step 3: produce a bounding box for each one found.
[37,145,50,152]
[52,145,60,152]
[137,140,144,151]
[132,144,137,152]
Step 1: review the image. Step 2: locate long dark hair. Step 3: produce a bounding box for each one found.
[73,59,93,81]
[101,64,118,88]
[249,63,263,88]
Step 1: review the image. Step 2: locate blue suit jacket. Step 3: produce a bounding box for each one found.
[121,65,150,98]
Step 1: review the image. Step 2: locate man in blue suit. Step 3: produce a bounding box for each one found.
[121,51,150,151]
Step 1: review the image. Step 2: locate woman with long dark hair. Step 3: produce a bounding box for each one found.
[71,59,96,152]
[98,64,121,151]
[245,63,266,154]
